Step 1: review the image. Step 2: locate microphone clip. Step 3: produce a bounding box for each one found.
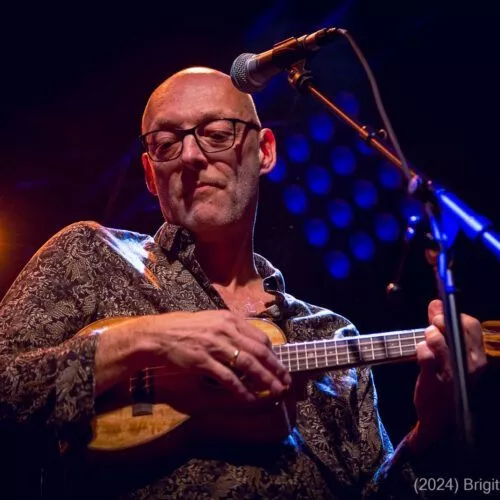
[287,60,315,94]
[271,27,340,71]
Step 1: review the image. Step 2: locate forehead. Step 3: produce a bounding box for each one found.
[147,75,248,130]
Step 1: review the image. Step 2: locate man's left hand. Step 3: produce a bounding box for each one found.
[410,299,488,453]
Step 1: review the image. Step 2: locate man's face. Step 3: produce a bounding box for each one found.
[142,73,275,239]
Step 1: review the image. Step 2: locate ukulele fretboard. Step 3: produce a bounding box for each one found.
[273,328,427,372]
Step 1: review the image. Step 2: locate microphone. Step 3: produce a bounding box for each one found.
[230,27,341,93]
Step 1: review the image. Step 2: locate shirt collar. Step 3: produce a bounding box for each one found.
[154,222,194,253]
[153,222,286,293]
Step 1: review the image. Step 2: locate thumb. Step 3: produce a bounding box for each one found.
[428,299,443,325]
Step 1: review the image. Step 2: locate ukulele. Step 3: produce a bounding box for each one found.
[78,317,500,460]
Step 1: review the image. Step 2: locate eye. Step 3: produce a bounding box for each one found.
[201,121,233,143]
[151,132,178,153]
[156,139,176,151]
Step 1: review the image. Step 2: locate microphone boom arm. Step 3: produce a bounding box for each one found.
[285,59,500,464]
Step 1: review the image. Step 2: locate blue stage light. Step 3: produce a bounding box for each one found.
[328,199,353,228]
[374,213,400,242]
[325,251,351,279]
[349,232,375,261]
[353,180,378,209]
[309,113,335,143]
[305,218,330,247]
[283,184,307,214]
[378,161,403,189]
[330,146,356,176]
[285,134,310,163]
[268,157,287,183]
[306,165,332,195]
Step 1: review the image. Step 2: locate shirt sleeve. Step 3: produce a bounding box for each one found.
[353,366,425,499]
[328,322,423,498]
[285,302,426,498]
[0,221,102,440]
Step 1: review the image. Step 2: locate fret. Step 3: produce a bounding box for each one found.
[390,337,399,357]
[357,337,363,363]
[279,344,289,372]
[381,336,388,361]
[279,345,289,371]
[383,335,389,360]
[301,344,309,370]
[273,328,427,374]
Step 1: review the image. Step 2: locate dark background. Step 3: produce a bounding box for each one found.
[1,1,499,449]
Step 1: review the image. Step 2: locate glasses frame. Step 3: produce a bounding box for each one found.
[139,118,262,162]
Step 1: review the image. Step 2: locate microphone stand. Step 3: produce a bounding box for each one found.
[285,61,500,462]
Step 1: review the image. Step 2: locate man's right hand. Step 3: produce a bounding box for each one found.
[94,310,291,405]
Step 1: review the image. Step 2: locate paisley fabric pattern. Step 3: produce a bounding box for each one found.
[0,221,423,499]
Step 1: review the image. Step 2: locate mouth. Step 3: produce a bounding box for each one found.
[194,183,219,191]
[183,182,221,198]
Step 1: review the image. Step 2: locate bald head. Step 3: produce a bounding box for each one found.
[141,67,260,134]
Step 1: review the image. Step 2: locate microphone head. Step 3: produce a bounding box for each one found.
[230,53,260,94]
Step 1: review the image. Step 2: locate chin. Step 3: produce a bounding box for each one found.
[183,211,231,233]
[174,197,248,236]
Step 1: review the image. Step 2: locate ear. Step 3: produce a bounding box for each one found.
[142,152,158,196]
[258,128,277,176]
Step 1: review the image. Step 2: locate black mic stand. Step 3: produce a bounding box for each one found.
[285,60,500,464]
[385,214,422,301]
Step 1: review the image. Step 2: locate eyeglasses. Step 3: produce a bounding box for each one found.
[139,118,261,162]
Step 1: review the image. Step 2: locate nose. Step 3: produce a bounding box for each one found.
[179,133,207,170]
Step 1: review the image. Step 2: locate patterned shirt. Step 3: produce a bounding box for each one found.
[0,221,424,499]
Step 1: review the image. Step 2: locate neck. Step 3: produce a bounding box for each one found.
[194,223,259,291]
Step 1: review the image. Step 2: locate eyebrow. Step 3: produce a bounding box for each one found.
[152,112,229,131]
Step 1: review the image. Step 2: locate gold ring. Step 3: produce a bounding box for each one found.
[228,348,241,368]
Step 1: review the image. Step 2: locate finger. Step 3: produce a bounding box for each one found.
[461,313,484,350]
[415,340,438,381]
[214,312,273,351]
[236,320,292,386]
[211,313,291,388]
[431,313,445,332]
[228,344,289,396]
[427,299,444,325]
[200,356,257,402]
[424,325,453,382]
[414,340,453,431]
[205,329,289,396]
[240,319,273,349]
[427,310,487,375]
[461,314,488,373]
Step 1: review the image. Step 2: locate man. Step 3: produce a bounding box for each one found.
[0,68,489,498]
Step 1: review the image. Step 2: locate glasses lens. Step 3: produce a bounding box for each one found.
[196,119,235,152]
[146,130,182,161]
[144,119,240,161]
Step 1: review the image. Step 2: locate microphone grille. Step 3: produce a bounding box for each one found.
[230,53,259,93]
